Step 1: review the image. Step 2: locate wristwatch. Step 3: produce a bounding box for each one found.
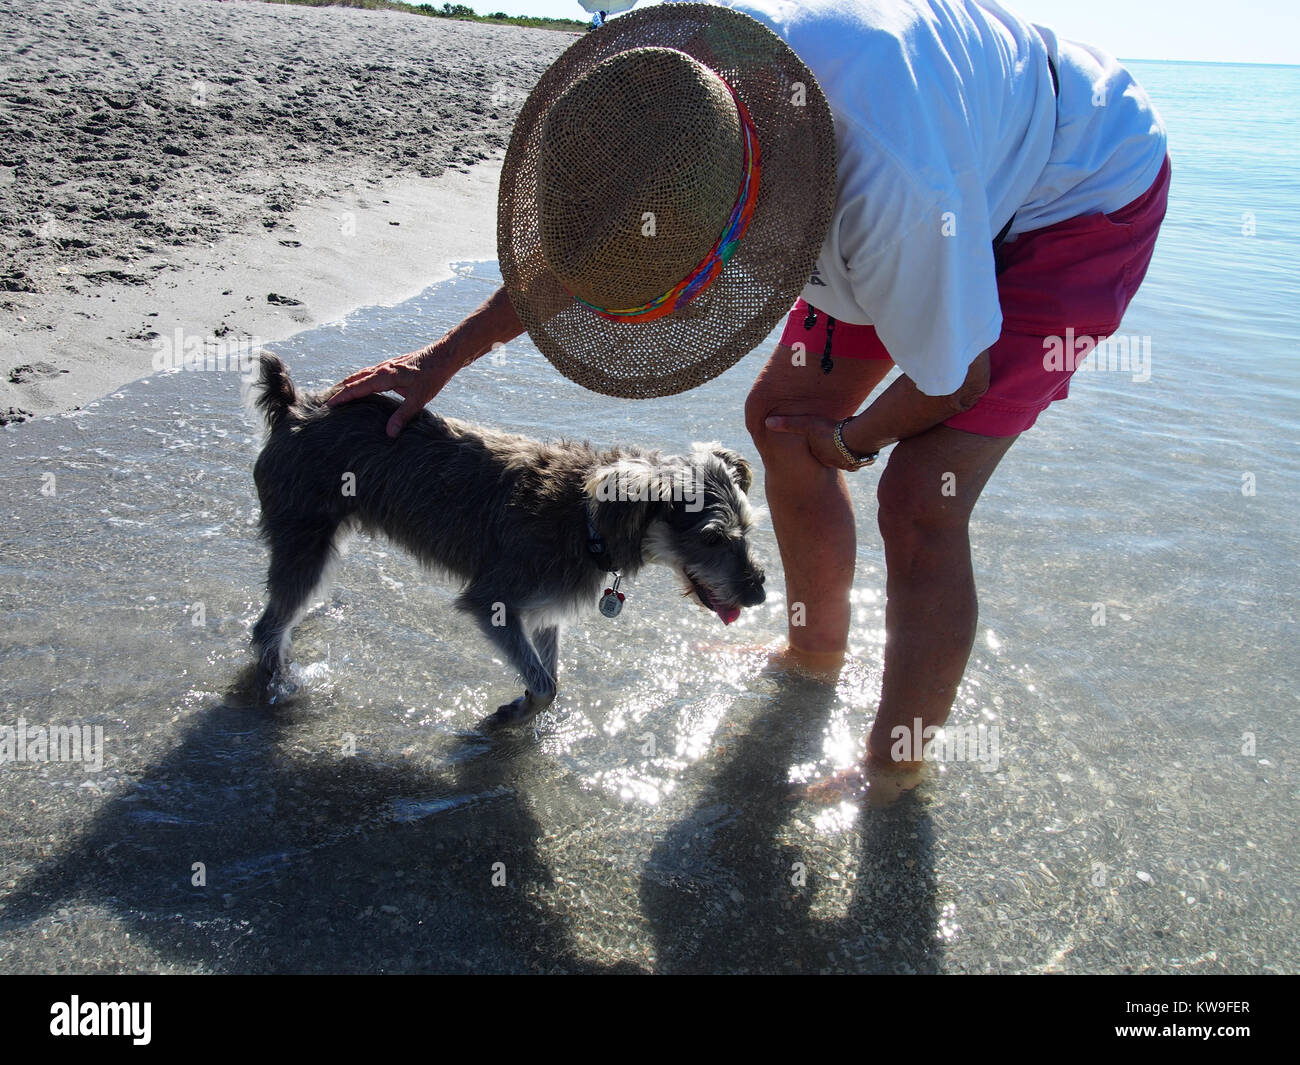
[833,418,879,470]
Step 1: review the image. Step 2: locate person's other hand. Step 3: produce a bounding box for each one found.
[325,348,458,438]
[764,414,856,470]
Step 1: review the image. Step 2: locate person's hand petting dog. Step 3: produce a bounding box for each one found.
[325,347,458,439]
[325,284,526,438]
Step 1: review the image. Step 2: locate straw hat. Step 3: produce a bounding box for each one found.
[497,2,837,399]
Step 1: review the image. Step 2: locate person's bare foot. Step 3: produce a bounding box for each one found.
[687,639,846,682]
[764,643,846,682]
[796,751,927,808]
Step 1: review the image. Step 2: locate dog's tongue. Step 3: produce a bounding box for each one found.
[717,605,741,626]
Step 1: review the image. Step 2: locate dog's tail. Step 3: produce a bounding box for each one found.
[247,351,299,432]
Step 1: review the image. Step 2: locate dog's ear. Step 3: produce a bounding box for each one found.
[692,442,754,496]
[583,459,678,508]
[584,459,675,560]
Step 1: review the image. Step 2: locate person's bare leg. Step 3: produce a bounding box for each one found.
[868,424,1018,767]
[745,347,892,667]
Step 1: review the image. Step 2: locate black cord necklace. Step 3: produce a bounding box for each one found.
[803,305,836,374]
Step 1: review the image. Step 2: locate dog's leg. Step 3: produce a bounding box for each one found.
[532,624,561,691]
[251,519,341,698]
[459,598,558,727]
[492,623,562,724]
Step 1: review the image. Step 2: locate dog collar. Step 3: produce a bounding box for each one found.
[586,509,625,617]
[586,510,610,564]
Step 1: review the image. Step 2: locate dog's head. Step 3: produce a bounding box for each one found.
[583,443,765,624]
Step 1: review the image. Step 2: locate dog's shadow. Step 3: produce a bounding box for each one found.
[0,667,631,974]
[640,670,941,974]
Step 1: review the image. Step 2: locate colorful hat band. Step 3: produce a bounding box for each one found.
[570,80,762,324]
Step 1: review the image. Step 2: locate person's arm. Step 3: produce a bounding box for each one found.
[765,348,990,468]
[325,284,526,437]
[842,347,990,455]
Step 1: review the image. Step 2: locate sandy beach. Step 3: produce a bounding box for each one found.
[0,0,573,422]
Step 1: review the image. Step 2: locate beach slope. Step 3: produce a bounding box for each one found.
[0,0,572,420]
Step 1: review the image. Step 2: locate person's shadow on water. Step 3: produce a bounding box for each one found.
[640,670,940,974]
[0,668,638,974]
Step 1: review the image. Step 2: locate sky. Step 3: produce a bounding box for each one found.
[434,0,1300,65]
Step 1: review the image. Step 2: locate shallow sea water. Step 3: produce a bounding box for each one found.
[0,61,1296,973]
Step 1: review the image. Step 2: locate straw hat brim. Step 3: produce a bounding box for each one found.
[498,2,837,399]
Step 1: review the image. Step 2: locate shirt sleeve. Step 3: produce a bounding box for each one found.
[838,162,1004,397]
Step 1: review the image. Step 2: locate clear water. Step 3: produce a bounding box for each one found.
[0,61,1296,973]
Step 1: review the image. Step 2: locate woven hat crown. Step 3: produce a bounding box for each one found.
[536,47,744,310]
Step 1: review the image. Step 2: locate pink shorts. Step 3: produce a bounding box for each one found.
[778,156,1171,436]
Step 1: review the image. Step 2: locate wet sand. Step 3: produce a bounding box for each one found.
[0,0,572,420]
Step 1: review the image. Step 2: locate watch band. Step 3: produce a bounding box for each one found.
[833,418,879,470]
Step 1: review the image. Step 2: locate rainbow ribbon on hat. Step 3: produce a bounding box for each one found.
[572,82,762,324]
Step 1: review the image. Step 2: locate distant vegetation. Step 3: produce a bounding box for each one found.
[275,1,589,32]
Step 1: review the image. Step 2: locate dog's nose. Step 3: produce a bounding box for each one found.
[739,571,766,606]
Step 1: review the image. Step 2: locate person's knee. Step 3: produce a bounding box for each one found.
[744,378,810,470]
[876,461,970,561]
[744,380,777,452]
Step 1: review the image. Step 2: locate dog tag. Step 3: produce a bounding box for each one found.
[599,575,625,618]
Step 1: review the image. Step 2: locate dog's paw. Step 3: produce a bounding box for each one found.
[485,695,539,729]
[481,692,549,730]
[257,668,300,706]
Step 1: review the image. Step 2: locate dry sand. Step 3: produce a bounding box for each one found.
[0,0,574,422]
